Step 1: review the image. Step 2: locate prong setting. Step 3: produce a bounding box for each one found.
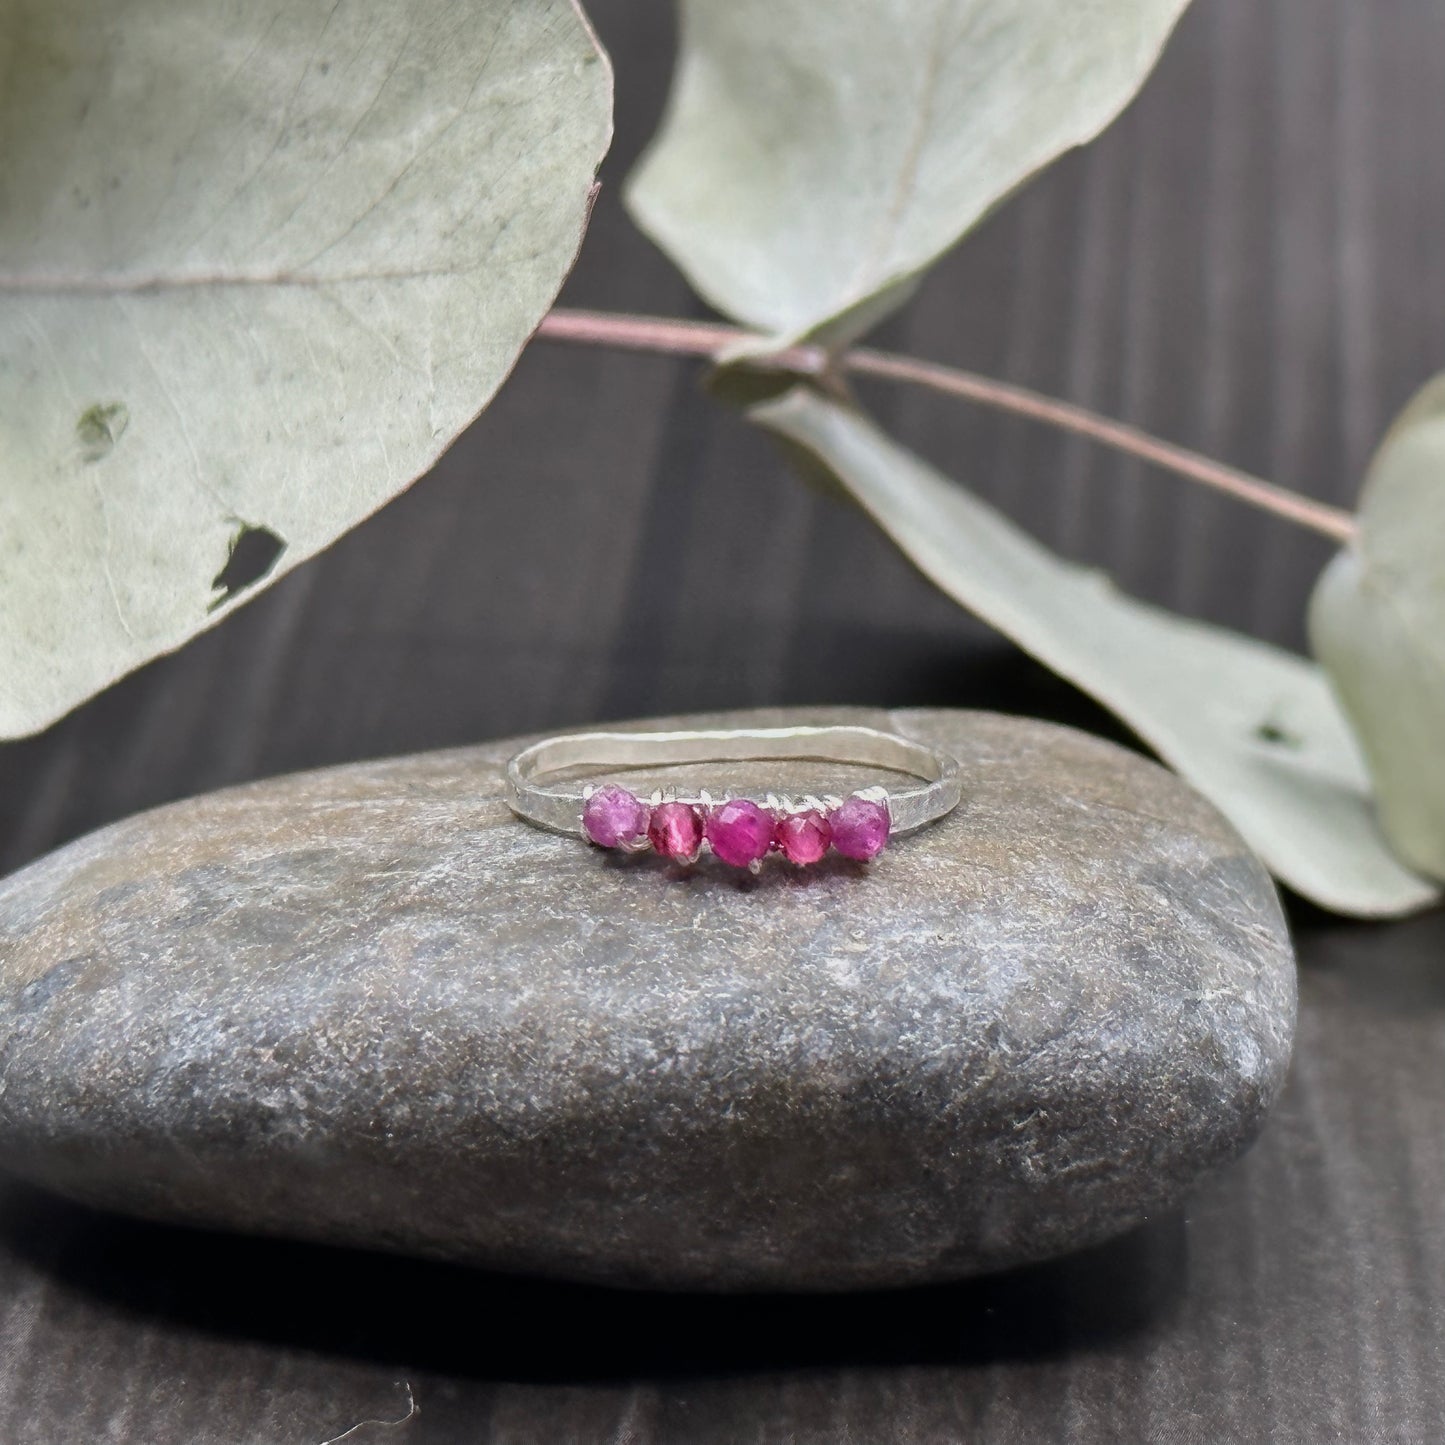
[579,785,891,869]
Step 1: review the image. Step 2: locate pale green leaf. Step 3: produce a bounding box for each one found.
[0,0,612,736]
[754,388,1440,918]
[1309,375,1445,882]
[626,0,1190,348]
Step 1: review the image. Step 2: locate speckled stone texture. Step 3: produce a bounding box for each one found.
[0,708,1295,1292]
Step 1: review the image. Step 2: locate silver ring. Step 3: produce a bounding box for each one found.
[504,725,962,871]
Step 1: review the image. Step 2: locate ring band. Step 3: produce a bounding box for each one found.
[504,725,962,871]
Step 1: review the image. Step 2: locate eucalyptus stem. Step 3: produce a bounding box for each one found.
[536,308,1358,544]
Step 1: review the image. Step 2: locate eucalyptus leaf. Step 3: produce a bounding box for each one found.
[627,0,1190,348]
[754,388,1440,918]
[1309,376,1445,882]
[0,0,612,736]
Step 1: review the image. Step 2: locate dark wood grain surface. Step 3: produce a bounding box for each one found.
[2,1,1444,1440]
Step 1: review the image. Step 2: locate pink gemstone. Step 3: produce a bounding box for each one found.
[648,801,704,861]
[582,785,649,849]
[776,809,831,865]
[706,798,775,868]
[829,795,890,860]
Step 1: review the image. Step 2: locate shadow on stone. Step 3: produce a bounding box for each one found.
[0,1178,1187,1382]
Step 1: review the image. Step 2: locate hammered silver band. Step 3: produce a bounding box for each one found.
[504,725,962,839]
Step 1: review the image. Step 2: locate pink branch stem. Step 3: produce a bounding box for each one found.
[535,308,1358,544]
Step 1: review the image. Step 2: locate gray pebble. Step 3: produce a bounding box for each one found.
[0,707,1294,1291]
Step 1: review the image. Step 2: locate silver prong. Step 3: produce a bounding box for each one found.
[747,856,763,876]
[582,783,596,800]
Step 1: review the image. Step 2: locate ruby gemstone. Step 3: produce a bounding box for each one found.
[648,801,704,861]
[582,785,649,849]
[776,809,831,865]
[828,795,890,860]
[705,798,775,868]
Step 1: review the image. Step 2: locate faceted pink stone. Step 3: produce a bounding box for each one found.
[776,809,831,865]
[582,785,649,849]
[828,795,890,860]
[648,801,704,861]
[705,798,775,868]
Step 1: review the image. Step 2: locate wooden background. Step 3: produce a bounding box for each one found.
[1,1,1443,1440]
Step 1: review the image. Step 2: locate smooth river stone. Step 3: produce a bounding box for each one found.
[0,708,1295,1291]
